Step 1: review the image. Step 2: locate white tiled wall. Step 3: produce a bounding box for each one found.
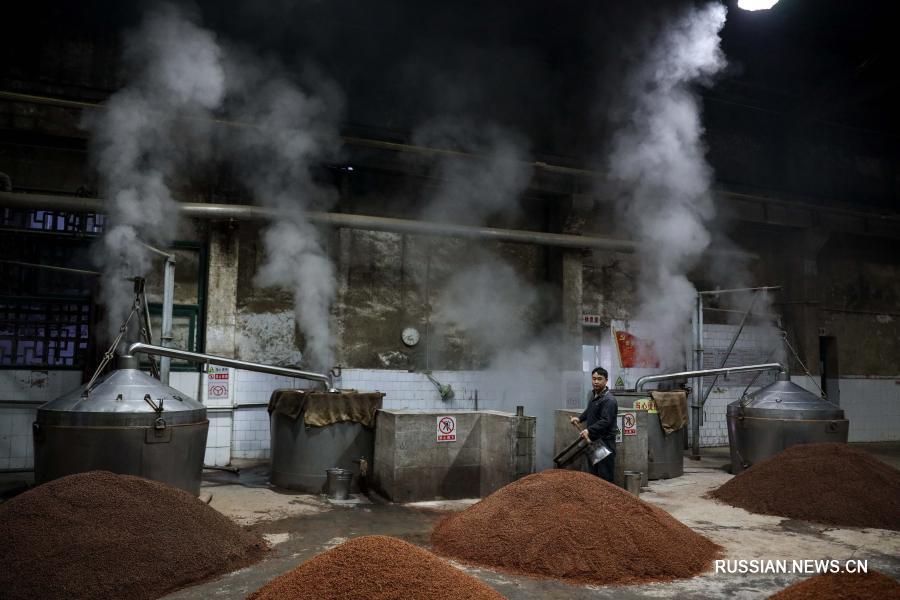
[3,363,894,471]
[0,370,83,469]
[794,376,900,443]
[703,348,900,445]
[0,370,83,403]
[695,324,782,447]
[227,368,490,460]
[230,370,316,460]
[228,367,568,468]
[838,378,900,442]
[168,372,202,402]
[205,412,233,466]
[0,409,36,470]
[231,408,271,459]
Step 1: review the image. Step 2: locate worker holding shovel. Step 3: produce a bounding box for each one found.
[571,367,619,483]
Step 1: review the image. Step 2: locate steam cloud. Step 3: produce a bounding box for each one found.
[606,2,728,366]
[433,254,542,356]
[432,249,566,469]
[224,57,343,370]
[86,3,226,341]
[418,119,536,357]
[87,4,342,368]
[420,124,565,468]
[412,119,532,225]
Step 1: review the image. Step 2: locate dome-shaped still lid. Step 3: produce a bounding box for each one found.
[38,360,205,427]
[726,375,844,420]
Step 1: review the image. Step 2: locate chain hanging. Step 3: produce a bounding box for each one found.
[82,277,159,398]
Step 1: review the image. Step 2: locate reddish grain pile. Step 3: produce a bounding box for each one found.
[710,443,900,530]
[769,570,900,600]
[0,471,267,600]
[431,469,721,585]
[248,535,504,600]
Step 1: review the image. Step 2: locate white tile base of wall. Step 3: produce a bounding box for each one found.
[699,375,900,446]
[1,365,896,472]
[0,370,82,470]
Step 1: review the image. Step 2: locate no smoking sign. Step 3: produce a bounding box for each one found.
[436,416,457,442]
[622,411,637,436]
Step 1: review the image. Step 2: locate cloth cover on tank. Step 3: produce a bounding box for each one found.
[649,390,688,435]
[268,390,384,427]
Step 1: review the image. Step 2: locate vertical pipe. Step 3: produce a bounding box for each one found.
[692,294,704,460]
[160,255,176,385]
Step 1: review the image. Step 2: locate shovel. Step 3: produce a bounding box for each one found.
[553,420,611,468]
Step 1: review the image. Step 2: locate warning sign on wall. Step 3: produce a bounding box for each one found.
[633,398,658,413]
[622,411,637,436]
[436,416,457,442]
[207,366,230,400]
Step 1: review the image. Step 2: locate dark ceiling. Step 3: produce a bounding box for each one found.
[1,0,897,206]
[4,0,896,133]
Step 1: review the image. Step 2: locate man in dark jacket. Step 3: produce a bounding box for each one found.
[570,366,618,483]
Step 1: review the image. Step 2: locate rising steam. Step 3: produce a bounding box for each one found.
[418,119,536,356]
[86,4,225,341]
[87,5,343,368]
[412,119,532,225]
[223,57,343,369]
[606,2,728,365]
[420,125,567,468]
[433,254,542,356]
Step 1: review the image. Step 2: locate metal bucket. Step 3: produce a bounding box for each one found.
[624,470,642,496]
[326,468,353,500]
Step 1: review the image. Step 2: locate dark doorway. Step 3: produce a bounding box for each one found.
[819,336,840,404]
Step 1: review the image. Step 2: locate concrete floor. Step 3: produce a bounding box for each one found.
[156,443,900,600]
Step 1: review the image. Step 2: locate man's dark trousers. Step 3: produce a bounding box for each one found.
[589,438,616,483]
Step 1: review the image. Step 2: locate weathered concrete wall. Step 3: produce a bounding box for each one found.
[143,246,203,307]
[237,217,561,372]
[336,231,553,371]
[582,251,638,324]
[479,411,536,497]
[817,234,900,377]
[373,410,482,502]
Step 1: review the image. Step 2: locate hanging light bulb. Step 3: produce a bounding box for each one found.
[737,0,780,10]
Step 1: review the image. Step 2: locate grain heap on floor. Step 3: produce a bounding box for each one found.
[431,469,721,586]
[710,443,900,530]
[768,570,900,599]
[248,535,504,600]
[0,470,267,600]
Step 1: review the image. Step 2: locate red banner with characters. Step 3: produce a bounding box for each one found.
[613,328,660,368]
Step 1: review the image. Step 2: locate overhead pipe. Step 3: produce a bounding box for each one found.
[634,363,786,391]
[3,90,900,230]
[634,363,786,460]
[0,191,755,258]
[127,342,334,390]
[0,91,594,179]
[0,259,99,277]
[698,285,782,296]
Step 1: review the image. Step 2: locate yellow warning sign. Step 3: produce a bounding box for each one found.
[633,398,658,413]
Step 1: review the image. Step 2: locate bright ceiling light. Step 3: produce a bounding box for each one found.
[737,0,780,10]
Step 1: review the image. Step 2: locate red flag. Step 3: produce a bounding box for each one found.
[613,328,660,368]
